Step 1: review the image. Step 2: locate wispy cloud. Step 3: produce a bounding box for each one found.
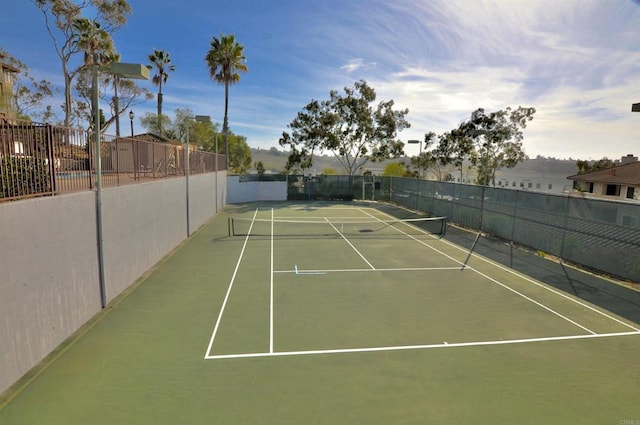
[340,59,376,73]
[5,0,640,158]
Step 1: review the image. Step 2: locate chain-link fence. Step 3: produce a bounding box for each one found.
[386,176,639,283]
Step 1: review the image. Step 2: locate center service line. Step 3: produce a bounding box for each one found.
[270,208,274,354]
[324,217,376,270]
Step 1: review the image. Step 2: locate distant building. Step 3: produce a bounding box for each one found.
[110,133,183,174]
[450,159,575,194]
[492,171,572,194]
[0,53,20,119]
[568,154,640,202]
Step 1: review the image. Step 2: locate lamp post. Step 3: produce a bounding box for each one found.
[180,114,214,234]
[129,110,138,181]
[407,139,422,210]
[408,139,422,179]
[129,110,134,137]
[93,62,149,308]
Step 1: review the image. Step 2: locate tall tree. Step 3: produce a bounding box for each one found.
[34,0,131,129]
[139,111,172,137]
[436,123,475,183]
[409,131,438,179]
[467,106,536,186]
[205,33,248,159]
[73,17,115,133]
[226,133,252,174]
[147,48,175,136]
[280,80,409,191]
[278,99,327,173]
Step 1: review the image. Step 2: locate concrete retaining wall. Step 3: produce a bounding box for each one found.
[227,176,287,203]
[0,192,101,395]
[0,171,225,394]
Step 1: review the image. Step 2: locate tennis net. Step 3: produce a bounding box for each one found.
[228,216,447,238]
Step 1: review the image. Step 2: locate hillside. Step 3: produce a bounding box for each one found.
[250,147,580,178]
[250,147,402,174]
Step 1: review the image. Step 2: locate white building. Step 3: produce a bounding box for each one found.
[568,155,640,202]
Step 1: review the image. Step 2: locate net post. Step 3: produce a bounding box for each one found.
[461,231,481,270]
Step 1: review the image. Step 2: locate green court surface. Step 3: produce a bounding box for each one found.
[2,201,640,424]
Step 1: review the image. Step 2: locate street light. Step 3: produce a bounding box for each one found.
[407,139,423,210]
[129,110,134,137]
[408,139,422,179]
[92,62,148,309]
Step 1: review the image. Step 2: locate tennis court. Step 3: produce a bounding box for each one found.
[2,201,640,424]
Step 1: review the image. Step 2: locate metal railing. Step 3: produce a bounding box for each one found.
[0,118,225,201]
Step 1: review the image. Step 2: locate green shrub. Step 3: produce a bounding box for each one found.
[0,155,51,199]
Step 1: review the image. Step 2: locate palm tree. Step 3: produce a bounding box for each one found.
[73,18,113,133]
[205,33,248,160]
[101,51,123,136]
[147,49,175,135]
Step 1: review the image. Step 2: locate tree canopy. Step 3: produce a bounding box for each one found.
[466,106,536,185]
[576,158,614,174]
[382,162,411,177]
[34,0,132,129]
[147,48,175,136]
[279,80,410,178]
[428,106,535,185]
[139,108,251,173]
[205,33,248,159]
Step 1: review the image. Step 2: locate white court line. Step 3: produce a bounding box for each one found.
[357,208,465,267]
[275,266,462,274]
[371,206,640,332]
[204,330,640,360]
[204,208,259,359]
[324,217,376,270]
[208,205,638,361]
[357,208,598,335]
[270,208,274,354]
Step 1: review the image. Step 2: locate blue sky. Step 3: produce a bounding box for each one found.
[3,0,640,160]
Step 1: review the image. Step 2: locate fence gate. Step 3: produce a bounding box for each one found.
[362,174,376,201]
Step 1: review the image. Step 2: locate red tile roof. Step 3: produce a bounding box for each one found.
[568,161,640,185]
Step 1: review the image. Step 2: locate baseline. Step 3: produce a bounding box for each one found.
[204,330,640,360]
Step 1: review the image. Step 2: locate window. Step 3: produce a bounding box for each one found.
[605,184,621,196]
[528,182,532,188]
[626,187,635,199]
[548,184,553,190]
[512,181,516,187]
[536,183,541,189]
